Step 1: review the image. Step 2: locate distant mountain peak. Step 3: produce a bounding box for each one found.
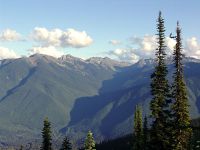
[136,58,154,66]
[183,57,200,63]
[86,57,112,64]
[58,54,85,63]
[135,56,200,67]
[29,53,57,60]
[28,53,57,66]
[86,57,130,68]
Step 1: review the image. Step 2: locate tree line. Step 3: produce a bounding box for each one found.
[39,117,96,150]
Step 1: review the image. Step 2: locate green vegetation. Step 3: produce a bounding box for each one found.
[84,131,96,150]
[143,115,149,150]
[171,22,192,149]
[96,134,132,150]
[41,118,52,150]
[133,105,143,150]
[60,136,72,150]
[149,11,172,150]
[0,43,200,145]
[0,11,200,150]
[19,145,23,150]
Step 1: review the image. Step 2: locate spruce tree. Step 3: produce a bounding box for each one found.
[133,105,143,150]
[143,115,148,150]
[171,22,192,150]
[84,130,96,150]
[149,11,172,150]
[41,118,52,150]
[60,136,72,150]
[19,145,23,150]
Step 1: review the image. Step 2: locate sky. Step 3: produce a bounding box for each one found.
[0,0,200,62]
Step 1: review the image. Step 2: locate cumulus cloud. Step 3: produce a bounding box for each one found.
[130,35,157,59]
[28,46,64,58]
[0,29,22,41]
[109,40,121,45]
[131,35,175,56]
[60,29,93,48]
[165,37,176,54]
[108,48,139,63]
[185,37,200,59]
[108,35,176,63]
[131,35,176,58]
[0,47,19,59]
[135,35,156,52]
[31,27,93,48]
[108,35,200,63]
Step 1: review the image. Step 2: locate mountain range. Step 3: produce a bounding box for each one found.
[0,54,199,146]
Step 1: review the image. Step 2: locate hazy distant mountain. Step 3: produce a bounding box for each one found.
[0,54,199,146]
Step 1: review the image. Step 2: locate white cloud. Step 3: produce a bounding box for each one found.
[109,40,121,45]
[0,47,19,59]
[0,29,22,41]
[127,36,152,61]
[60,29,93,48]
[108,35,176,63]
[165,37,176,54]
[108,48,139,63]
[28,46,64,58]
[130,35,176,58]
[31,28,62,46]
[31,27,93,48]
[109,36,200,62]
[130,35,157,58]
[140,35,156,52]
[185,37,200,59]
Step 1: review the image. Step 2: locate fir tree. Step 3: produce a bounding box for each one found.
[19,145,23,150]
[149,11,172,150]
[171,22,192,150]
[41,118,52,150]
[193,140,200,150]
[133,105,143,150]
[84,130,96,150]
[60,136,72,150]
[143,115,148,150]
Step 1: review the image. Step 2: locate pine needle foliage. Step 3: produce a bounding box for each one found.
[84,130,96,150]
[133,105,143,150]
[149,11,172,150]
[60,136,72,150]
[41,118,52,150]
[171,22,192,150]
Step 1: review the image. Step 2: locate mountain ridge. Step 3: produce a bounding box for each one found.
[0,53,199,146]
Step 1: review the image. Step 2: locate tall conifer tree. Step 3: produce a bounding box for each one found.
[41,118,52,150]
[143,115,148,150]
[150,11,172,150]
[84,130,96,150]
[171,22,192,150]
[60,136,72,150]
[19,145,23,150]
[133,105,143,150]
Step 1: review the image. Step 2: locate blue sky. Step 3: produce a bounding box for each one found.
[0,0,200,62]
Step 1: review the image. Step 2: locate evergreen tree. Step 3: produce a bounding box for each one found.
[149,11,172,150]
[41,118,52,150]
[60,136,72,150]
[143,115,148,150]
[19,145,23,150]
[133,105,143,150]
[84,130,96,150]
[193,140,200,150]
[171,22,192,150]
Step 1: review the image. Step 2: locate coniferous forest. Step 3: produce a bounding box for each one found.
[28,11,200,150]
